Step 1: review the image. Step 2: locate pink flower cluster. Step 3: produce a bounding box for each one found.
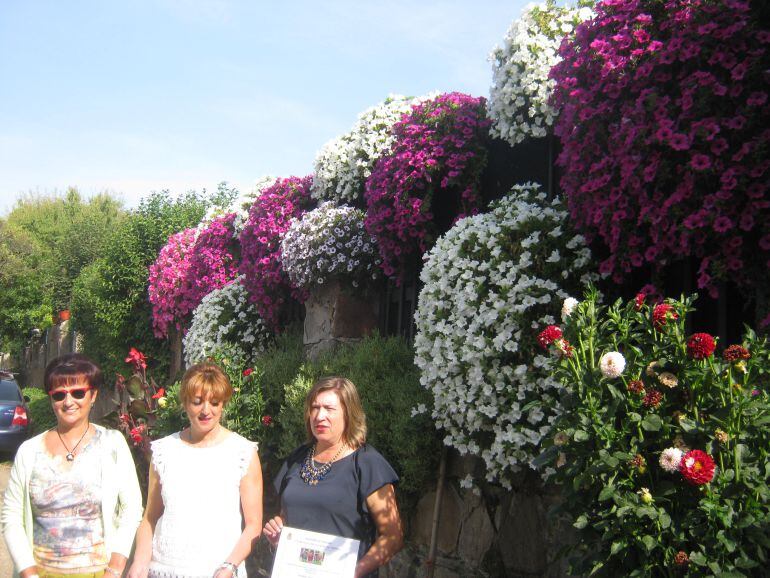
[239,176,315,328]
[550,0,770,296]
[186,213,240,308]
[364,92,490,278]
[148,215,241,338]
[148,228,198,338]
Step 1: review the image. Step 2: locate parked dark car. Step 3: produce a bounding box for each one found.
[0,372,31,453]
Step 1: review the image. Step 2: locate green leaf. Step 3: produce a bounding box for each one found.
[574,429,590,442]
[610,541,625,555]
[641,413,662,431]
[574,515,588,529]
[659,511,671,529]
[641,535,656,552]
[679,416,697,432]
[689,552,707,566]
[127,375,144,398]
[598,485,615,501]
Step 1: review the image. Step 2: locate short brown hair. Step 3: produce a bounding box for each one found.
[304,377,367,448]
[179,363,232,406]
[44,354,103,393]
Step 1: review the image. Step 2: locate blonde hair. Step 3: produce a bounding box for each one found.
[304,377,367,448]
[179,362,232,406]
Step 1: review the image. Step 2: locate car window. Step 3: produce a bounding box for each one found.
[0,380,22,402]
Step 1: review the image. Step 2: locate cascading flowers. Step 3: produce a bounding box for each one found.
[147,228,198,338]
[414,182,595,488]
[550,0,770,302]
[488,0,594,145]
[183,277,272,368]
[364,92,491,279]
[186,213,240,310]
[239,176,315,329]
[280,202,381,290]
[539,289,770,576]
[311,95,432,206]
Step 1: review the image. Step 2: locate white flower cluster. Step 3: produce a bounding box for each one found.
[488,1,594,146]
[183,276,272,368]
[311,94,434,205]
[280,202,381,289]
[414,182,596,487]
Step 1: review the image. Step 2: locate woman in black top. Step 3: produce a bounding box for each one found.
[263,377,403,577]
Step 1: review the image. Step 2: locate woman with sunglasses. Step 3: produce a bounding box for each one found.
[1,354,143,578]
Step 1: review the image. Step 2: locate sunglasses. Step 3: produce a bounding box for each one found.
[49,387,92,402]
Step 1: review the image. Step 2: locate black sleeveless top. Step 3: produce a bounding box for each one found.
[274,444,399,577]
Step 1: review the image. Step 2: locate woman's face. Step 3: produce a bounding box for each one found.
[49,379,97,428]
[309,389,346,447]
[184,390,224,435]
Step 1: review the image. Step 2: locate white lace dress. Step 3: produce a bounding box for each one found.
[148,431,256,578]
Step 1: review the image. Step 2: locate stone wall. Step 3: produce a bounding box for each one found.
[21,320,77,389]
[380,452,573,578]
[303,281,380,359]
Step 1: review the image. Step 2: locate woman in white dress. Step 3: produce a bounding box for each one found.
[126,363,263,578]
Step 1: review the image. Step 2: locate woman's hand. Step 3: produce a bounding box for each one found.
[125,561,149,578]
[212,566,234,578]
[262,515,284,547]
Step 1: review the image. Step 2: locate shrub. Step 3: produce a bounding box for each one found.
[22,387,56,434]
[414,183,595,488]
[540,289,770,576]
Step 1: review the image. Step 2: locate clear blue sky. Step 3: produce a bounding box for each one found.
[0,0,527,216]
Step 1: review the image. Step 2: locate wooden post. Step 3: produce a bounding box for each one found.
[170,327,183,381]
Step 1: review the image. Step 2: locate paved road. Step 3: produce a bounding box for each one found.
[0,462,12,576]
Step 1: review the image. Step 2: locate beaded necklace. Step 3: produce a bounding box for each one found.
[299,443,346,485]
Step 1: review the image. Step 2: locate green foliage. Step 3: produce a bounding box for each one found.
[542,288,770,577]
[71,190,222,381]
[152,381,187,437]
[152,332,440,520]
[22,387,56,434]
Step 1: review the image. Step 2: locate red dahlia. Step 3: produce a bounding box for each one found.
[537,325,563,348]
[673,551,689,566]
[643,389,663,408]
[679,449,716,485]
[627,380,645,395]
[634,292,646,311]
[687,333,716,360]
[653,304,678,330]
[723,345,750,362]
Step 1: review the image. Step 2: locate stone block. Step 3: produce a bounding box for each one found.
[498,491,548,575]
[457,492,494,566]
[410,483,462,555]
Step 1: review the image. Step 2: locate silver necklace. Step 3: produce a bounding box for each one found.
[300,442,346,485]
[56,423,90,461]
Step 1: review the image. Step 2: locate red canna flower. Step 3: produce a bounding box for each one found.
[243,368,254,377]
[262,415,273,426]
[125,348,147,371]
[152,388,166,399]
